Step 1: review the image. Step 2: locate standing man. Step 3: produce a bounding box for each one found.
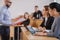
[0,0,12,40]
[33,5,42,19]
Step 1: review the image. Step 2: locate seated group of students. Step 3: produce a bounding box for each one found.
[14,2,60,39]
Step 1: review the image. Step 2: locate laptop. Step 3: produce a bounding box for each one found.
[27,25,36,35]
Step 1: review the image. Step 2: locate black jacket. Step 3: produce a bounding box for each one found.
[33,10,42,19]
[22,19,30,27]
[40,16,54,30]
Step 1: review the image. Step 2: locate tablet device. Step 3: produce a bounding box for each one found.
[27,26,36,34]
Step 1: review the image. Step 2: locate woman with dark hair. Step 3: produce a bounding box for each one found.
[40,5,54,30]
[36,2,60,39]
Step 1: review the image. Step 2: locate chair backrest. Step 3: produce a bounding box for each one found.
[30,19,43,28]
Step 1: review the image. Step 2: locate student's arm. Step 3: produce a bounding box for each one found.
[32,13,35,19]
[47,18,57,37]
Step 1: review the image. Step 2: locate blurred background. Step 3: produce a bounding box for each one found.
[0,0,60,18]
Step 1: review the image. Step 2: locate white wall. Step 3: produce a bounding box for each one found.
[0,0,54,18]
[56,0,60,3]
[54,0,60,3]
[0,0,3,7]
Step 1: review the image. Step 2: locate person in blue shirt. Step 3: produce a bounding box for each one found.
[0,0,12,40]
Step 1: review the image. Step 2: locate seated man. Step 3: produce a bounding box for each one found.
[33,5,42,19]
[35,2,60,39]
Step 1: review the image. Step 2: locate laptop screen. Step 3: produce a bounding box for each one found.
[27,26,36,34]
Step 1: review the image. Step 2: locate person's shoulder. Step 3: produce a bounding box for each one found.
[57,16,60,20]
[33,12,36,15]
[55,16,60,23]
[38,10,41,12]
[0,6,6,13]
[55,16,60,19]
[28,18,30,20]
[2,6,8,12]
[33,11,36,13]
[49,16,54,19]
[38,10,42,13]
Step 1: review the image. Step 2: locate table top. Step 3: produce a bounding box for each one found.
[21,27,58,40]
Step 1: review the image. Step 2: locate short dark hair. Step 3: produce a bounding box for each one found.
[35,5,38,7]
[49,2,60,12]
[44,5,49,11]
[8,1,12,3]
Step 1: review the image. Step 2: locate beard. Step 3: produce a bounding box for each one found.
[6,5,10,8]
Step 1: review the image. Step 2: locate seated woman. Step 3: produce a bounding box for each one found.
[39,5,54,30]
[14,12,30,40]
[35,2,60,39]
[22,12,30,27]
[13,12,30,25]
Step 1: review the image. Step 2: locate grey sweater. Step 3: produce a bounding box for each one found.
[47,16,60,39]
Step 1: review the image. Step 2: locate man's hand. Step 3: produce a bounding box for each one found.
[11,22,16,26]
[11,23,15,26]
